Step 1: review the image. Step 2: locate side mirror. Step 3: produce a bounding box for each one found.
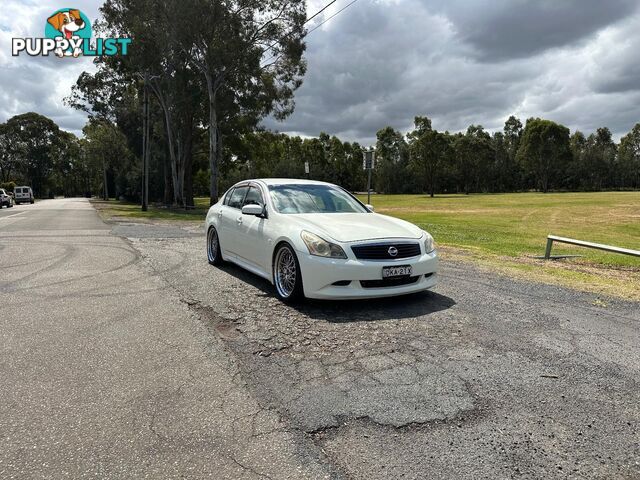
[241,204,264,216]
[365,204,374,212]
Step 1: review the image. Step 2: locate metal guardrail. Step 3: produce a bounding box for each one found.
[544,235,640,260]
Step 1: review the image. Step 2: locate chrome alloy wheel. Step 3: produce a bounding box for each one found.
[207,227,219,263]
[275,246,297,298]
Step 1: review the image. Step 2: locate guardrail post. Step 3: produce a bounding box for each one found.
[544,236,553,260]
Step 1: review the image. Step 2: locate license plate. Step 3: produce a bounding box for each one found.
[382,265,412,278]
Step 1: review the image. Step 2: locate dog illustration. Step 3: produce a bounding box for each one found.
[47,9,85,57]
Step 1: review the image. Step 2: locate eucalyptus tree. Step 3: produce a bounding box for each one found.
[177,0,308,204]
[73,0,204,207]
[0,121,26,183]
[408,118,450,197]
[516,118,571,193]
[617,123,640,189]
[375,126,410,194]
[6,113,60,197]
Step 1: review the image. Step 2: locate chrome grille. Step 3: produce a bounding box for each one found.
[351,242,421,260]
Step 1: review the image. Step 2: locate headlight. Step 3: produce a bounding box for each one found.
[301,231,347,259]
[423,231,435,253]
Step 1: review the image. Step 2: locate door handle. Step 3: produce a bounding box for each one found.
[217,211,223,218]
[236,216,243,224]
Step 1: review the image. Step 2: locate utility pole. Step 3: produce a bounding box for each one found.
[363,149,375,205]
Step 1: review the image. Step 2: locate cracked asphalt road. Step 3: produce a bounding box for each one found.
[0,199,336,479]
[1,199,639,479]
[129,219,640,480]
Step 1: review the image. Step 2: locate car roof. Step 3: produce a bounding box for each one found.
[252,178,334,187]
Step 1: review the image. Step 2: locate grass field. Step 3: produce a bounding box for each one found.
[94,192,640,300]
[359,192,640,300]
[93,198,210,221]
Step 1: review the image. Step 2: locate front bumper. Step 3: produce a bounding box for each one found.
[296,249,438,300]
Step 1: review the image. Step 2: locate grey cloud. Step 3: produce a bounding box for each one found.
[588,16,640,94]
[429,0,639,62]
[2,0,640,145]
[0,0,102,135]
[265,0,640,143]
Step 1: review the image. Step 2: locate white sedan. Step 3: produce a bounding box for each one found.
[205,179,438,302]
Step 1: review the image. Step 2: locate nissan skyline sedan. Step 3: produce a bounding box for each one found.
[204,179,438,302]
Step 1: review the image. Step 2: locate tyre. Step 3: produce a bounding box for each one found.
[273,243,304,303]
[206,226,224,265]
[30,200,34,204]
[8,202,12,208]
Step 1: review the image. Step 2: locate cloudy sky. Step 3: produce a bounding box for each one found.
[2,0,640,145]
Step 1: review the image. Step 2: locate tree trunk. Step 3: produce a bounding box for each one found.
[102,157,109,200]
[141,81,149,211]
[149,82,182,206]
[206,73,219,206]
[163,147,172,204]
[184,131,194,207]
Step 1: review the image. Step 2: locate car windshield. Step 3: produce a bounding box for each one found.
[269,184,367,214]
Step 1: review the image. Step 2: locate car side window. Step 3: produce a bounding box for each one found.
[243,186,264,207]
[223,188,234,206]
[227,186,249,209]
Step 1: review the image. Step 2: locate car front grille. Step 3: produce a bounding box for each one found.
[351,242,421,260]
[360,276,420,289]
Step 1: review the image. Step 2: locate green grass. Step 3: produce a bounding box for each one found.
[357,192,640,300]
[358,192,640,268]
[92,198,210,222]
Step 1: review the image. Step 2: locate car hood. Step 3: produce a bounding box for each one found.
[292,213,423,243]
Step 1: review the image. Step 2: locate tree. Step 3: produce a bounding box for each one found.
[502,115,523,190]
[618,123,640,189]
[0,122,26,183]
[72,0,203,207]
[516,118,571,192]
[6,113,60,197]
[408,118,449,197]
[569,130,587,189]
[178,0,307,204]
[594,127,617,188]
[375,127,411,194]
[83,118,133,200]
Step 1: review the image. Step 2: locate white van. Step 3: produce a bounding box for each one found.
[14,186,34,204]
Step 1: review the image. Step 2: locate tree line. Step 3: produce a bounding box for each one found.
[2,111,639,200]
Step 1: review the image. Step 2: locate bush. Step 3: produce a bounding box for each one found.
[0,181,16,192]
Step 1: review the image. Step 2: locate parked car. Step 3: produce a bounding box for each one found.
[14,186,34,204]
[0,188,14,208]
[205,179,438,302]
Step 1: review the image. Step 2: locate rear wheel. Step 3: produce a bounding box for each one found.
[207,226,223,265]
[273,243,304,303]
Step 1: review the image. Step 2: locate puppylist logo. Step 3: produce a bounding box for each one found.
[12,8,131,58]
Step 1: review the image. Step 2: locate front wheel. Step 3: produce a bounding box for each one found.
[273,243,304,303]
[207,226,224,265]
